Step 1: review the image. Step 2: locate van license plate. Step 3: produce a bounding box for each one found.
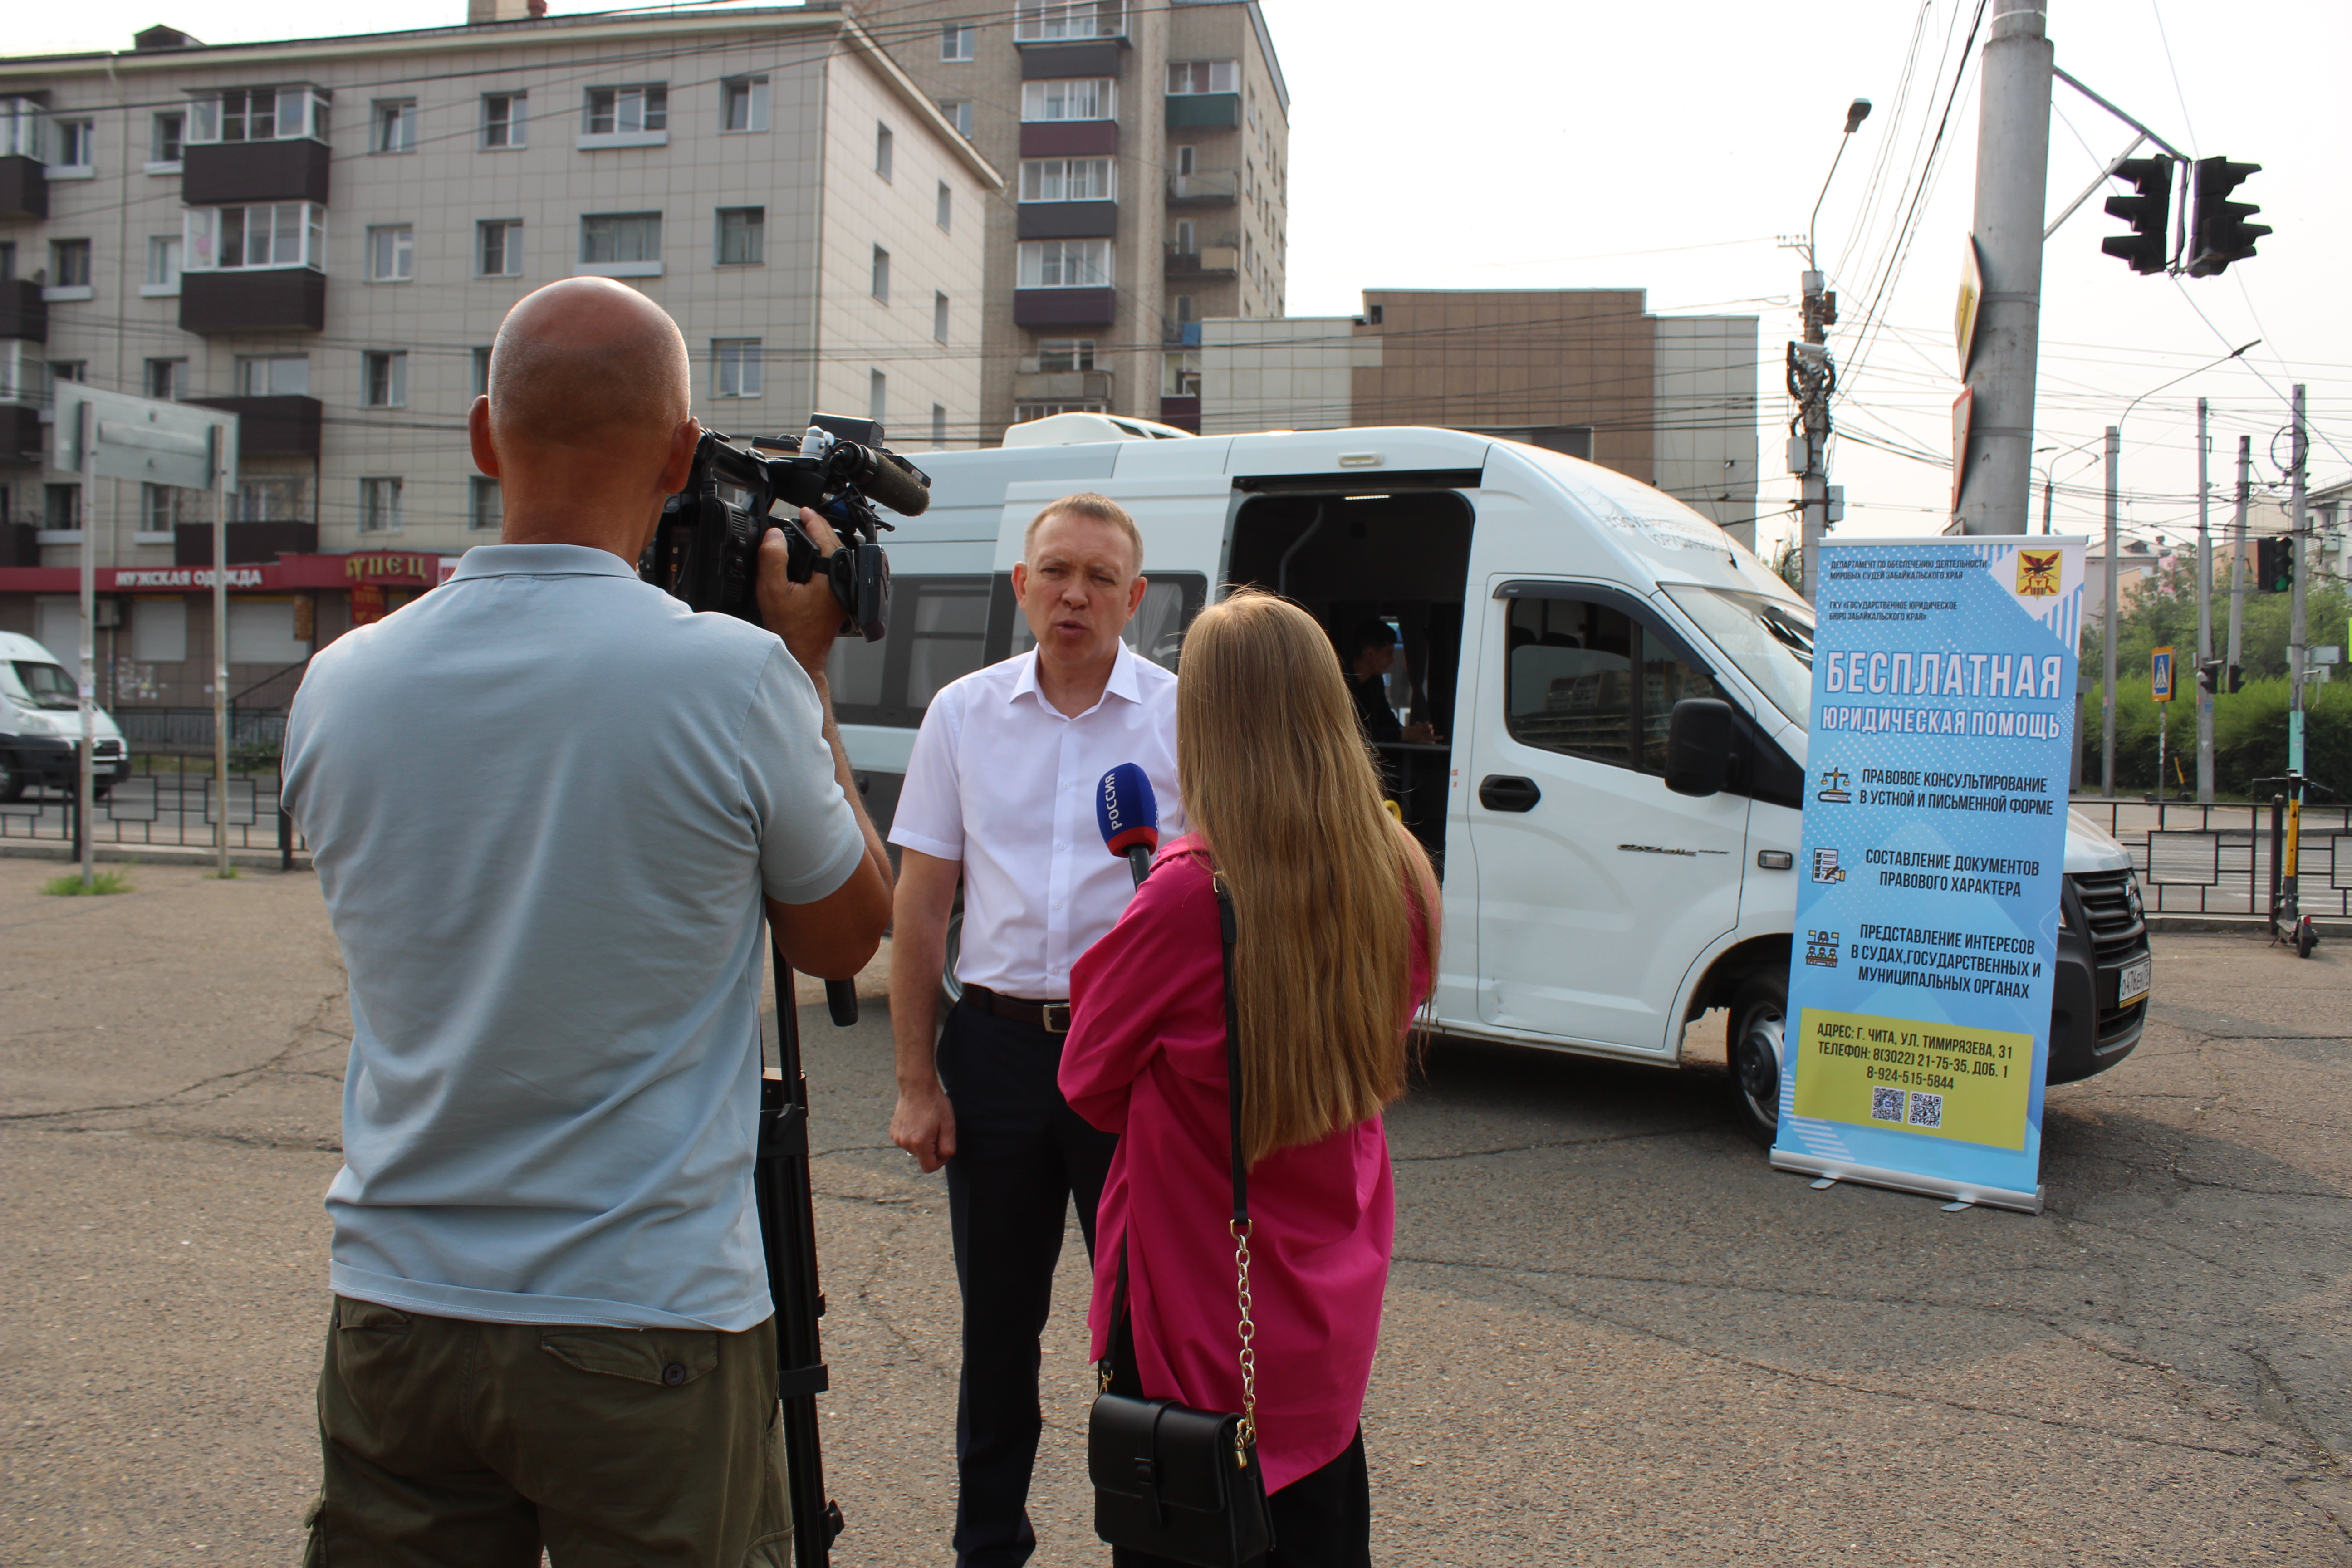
[2116,956,2151,1009]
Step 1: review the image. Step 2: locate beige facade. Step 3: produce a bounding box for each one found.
[0,4,998,712]
[859,0,1289,441]
[1200,289,1763,545]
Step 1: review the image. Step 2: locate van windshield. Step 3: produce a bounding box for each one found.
[12,661,79,710]
[1661,586,1814,727]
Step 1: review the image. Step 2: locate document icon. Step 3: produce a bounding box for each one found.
[1812,847,1845,883]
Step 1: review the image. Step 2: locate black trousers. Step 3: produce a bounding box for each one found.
[937,999,1120,1568]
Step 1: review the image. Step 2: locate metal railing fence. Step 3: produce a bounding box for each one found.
[2068,796,2350,919]
[1,753,304,865]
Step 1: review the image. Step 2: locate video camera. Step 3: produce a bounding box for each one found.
[642,413,931,642]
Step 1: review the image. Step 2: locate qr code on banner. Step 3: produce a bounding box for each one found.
[1871,1087,1905,1122]
[1908,1091,1944,1129]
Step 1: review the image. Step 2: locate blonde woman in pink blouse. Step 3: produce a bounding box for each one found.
[1062,588,1440,1567]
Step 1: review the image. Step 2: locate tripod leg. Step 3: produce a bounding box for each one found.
[757,943,844,1566]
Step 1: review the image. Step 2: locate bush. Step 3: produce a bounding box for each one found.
[42,867,135,895]
[2078,675,2350,796]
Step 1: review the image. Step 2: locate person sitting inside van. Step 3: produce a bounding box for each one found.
[1342,619,1436,746]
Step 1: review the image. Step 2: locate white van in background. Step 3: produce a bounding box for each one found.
[0,630,132,802]
[830,420,2150,1143]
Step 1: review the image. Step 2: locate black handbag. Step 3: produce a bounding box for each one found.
[1087,874,1276,1568]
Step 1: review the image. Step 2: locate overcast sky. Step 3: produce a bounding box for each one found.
[20,0,2348,556]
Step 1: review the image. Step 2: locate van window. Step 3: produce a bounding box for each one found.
[12,659,77,709]
[905,579,990,707]
[1638,623,1724,771]
[1506,598,1634,767]
[827,574,991,728]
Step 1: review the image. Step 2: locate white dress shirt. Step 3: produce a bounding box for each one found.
[889,643,1184,999]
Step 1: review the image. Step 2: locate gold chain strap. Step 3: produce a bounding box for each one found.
[1230,1217,1258,1464]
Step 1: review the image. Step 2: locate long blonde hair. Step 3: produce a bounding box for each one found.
[1177,589,1440,1164]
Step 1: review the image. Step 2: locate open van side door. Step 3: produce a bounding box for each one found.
[1462,576,1750,1054]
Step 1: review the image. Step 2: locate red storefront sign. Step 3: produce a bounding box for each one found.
[0,552,455,594]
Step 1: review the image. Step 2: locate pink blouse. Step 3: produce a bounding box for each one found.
[1060,836,1430,1493]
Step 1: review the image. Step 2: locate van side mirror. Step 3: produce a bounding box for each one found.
[1663,698,1735,797]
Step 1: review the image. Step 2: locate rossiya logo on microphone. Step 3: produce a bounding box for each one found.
[1100,771,1124,837]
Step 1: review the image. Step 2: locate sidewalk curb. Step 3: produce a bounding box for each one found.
[0,841,310,873]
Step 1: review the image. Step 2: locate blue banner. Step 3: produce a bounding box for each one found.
[1772,537,2086,1212]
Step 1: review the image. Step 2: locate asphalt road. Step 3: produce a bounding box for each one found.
[2,859,2347,1564]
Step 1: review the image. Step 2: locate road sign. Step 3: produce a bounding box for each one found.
[2151,646,2175,703]
[1955,236,1985,377]
[51,383,237,491]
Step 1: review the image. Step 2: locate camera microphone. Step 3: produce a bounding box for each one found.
[839,445,932,520]
[1096,763,1160,887]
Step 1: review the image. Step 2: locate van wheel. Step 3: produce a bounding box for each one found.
[1728,972,1788,1146]
[0,757,20,802]
[939,907,965,1010]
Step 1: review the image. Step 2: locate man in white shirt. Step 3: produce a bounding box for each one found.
[886,494,1182,1567]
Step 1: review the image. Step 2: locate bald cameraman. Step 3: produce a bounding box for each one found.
[282,277,892,1566]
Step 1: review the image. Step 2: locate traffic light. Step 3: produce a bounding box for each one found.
[2186,157,2269,278]
[2229,663,2244,694]
[2197,659,2222,696]
[2101,158,2176,275]
[2255,536,2294,593]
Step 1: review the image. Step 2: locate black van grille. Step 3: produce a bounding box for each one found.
[2072,868,2146,962]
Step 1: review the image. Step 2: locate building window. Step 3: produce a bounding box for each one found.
[1018,157,1114,202]
[476,220,523,277]
[579,212,663,275]
[871,245,890,303]
[49,360,87,383]
[874,120,894,180]
[185,203,327,272]
[371,100,417,153]
[1020,78,1115,122]
[1036,338,1095,371]
[869,370,887,425]
[50,240,92,289]
[469,475,501,532]
[1171,294,1195,324]
[358,477,404,534]
[936,181,953,231]
[482,92,526,148]
[931,403,947,445]
[1173,220,1195,252]
[142,483,182,535]
[1016,239,1111,288]
[1166,60,1239,95]
[235,355,309,396]
[151,111,185,165]
[1175,145,1196,176]
[721,75,769,133]
[1014,400,1106,421]
[232,475,306,520]
[363,351,409,408]
[583,84,667,144]
[186,87,328,144]
[937,99,973,137]
[471,346,492,397]
[940,23,975,60]
[367,225,415,282]
[1016,0,1124,42]
[1162,352,1201,396]
[713,338,762,399]
[45,484,81,531]
[716,206,764,265]
[144,235,182,294]
[933,291,951,343]
[51,119,96,172]
[144,358,189,401]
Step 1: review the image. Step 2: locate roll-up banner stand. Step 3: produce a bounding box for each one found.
[1773,537,2087,1213]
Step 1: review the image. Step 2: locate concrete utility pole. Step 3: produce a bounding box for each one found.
[2195,398,2215,802]
[1791,279,1834,600]
[1955,0,2053,536]
[2102,425,2119,797]
[212,428,232,877]
[2288,383,2308,773]
[77,402,97,890]
[2227,436,2250,682]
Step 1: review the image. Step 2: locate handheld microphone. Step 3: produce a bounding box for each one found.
[1096,763,1160,888]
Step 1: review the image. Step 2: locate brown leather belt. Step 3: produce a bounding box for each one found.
[961,984,1072,1035]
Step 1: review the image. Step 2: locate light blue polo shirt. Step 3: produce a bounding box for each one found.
[282,544,865,1331]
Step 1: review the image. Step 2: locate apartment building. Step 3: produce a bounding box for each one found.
[1197,289,1764,546]
[864,0,1288,439]
[0,2,998,720]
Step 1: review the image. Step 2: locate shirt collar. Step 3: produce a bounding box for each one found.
[447,544,642,581]
[1008,642,1144,712]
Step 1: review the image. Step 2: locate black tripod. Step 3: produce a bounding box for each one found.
[754,947,862,1565]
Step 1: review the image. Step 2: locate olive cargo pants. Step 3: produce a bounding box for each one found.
[304,1296,792,1568]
